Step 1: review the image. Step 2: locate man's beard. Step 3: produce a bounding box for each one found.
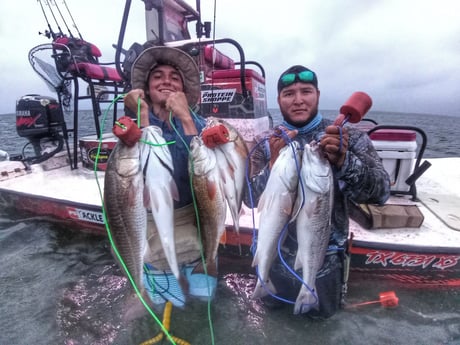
[281,106,319,127]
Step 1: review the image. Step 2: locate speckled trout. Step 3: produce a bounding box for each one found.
[251,141,302,299]
[293,141,333,314]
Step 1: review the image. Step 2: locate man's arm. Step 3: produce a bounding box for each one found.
[334,127,391,205]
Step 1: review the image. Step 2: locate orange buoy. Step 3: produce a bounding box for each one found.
[345,290,399,309]
[334,91,373,126]
[113,116,142,147]
[202,124,230,148]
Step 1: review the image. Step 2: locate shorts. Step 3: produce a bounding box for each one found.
[143,261,217,308]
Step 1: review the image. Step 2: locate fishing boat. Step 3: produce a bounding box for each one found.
[0,0,459,288]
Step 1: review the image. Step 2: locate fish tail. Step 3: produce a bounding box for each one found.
[122,288,161,322]
[192,259,218,277]
[293,286,319,315]
[252,279,276,300]
[179,274,190,295]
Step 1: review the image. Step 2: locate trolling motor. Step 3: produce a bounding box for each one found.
[15,94,68,165]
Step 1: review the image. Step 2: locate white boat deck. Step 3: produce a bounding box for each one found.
[0,153,105,207]
[350,157,460,250]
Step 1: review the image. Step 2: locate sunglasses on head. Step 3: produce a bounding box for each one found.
[280,70,315,86]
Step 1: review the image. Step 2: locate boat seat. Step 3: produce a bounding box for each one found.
[204,45,235,70]
[68,62,122,82]
[41,36,126,169]
[52,37,123,83]
[210,68,265,84]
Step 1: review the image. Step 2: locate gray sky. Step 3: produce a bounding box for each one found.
[1,0,459,116]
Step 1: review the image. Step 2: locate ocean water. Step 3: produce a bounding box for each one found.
[0,110,459,345]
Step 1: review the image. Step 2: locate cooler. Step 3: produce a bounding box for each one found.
[79,133,117,171]
[370,129,417,193]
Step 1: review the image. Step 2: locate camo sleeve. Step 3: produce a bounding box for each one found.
[243,132,271,208]
[335,126,391,205]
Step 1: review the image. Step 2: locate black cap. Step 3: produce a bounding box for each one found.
[277,65,318,93]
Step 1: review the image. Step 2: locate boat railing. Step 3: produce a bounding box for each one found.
[28,37,127,170]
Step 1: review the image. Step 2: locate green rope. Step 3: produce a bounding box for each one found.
[169,110,216,345]
[92,95,177,345]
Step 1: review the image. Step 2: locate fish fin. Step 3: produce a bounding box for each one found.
[251,252,259,268]
[206,179,218,200]
[305,197,320,218]
[252,279,276,299]
[280,191,296,216]
[291,190,304,222]
[143,185,151,209]
[170,179,180,202]
[257,193,266,211]
[293,253,302,271]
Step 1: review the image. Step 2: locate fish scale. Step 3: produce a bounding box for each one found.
[205,117,249,234]
[251,141,302,299]
[189,135,227,277]
[103,136,151,318]
[293,141,333,315]
[140,126,183,289]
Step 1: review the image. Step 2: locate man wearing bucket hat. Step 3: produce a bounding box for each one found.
[124,46,214,307]
[244,65,391,318]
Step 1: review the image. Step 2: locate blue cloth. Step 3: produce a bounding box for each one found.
[143,263,217,307]
[280,112,323,134]
[148,110,206,208]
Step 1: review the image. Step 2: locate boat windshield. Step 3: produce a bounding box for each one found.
[145,0,197,43]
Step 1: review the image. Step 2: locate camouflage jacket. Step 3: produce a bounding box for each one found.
[244,116,391,247]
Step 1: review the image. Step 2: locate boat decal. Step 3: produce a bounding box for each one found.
[16,113,42,127]
[88,147,111,164]
[66,207,105,225]
[201,89,236,103]
[365,251,460,270]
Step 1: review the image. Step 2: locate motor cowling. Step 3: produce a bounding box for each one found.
[16,94,64,139]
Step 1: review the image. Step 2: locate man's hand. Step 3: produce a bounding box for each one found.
[269,127,298,169]
[124,89,149,127]
[320,125,349,168]
[164,91,189,119]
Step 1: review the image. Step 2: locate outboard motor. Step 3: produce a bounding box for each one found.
[16,94,66,164]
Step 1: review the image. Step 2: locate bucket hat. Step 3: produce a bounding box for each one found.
[131,46,200,106]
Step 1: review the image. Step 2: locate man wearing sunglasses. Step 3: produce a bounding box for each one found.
[245,65,390,318]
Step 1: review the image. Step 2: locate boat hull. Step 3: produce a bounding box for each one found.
[1,157,459,287]
[349,241,460,287]
[0,189,106,236]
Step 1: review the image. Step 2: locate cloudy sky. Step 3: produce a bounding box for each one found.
[1,0,459,116]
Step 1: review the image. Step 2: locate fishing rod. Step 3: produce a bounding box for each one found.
[51,0,74,38]
[62,0,83,39]
[43,0,65,37]
[37,0,57,39]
